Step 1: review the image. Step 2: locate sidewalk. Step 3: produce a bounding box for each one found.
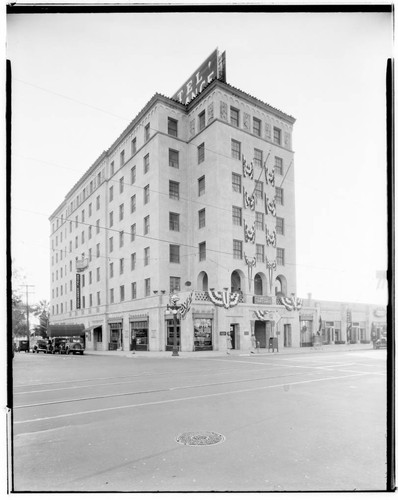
[86,343,375,358]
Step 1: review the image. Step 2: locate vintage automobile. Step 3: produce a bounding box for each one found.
[15,340,29,352]
[64,337,85,355]
[32,338,51,353]
[373,336,387,349]
[47,324,86,355]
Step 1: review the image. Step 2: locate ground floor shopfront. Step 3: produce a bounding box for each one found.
[57,292,387,353]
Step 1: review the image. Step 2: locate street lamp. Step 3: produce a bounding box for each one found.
[166,293,180,357]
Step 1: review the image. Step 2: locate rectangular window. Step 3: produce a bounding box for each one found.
[231,139,241,160]
[169,212,180,231]
[96,219,100,234]
[144,154,150,174]
[120,150,125,166]
[277,247,285,266]
[233,239,243,259]
[109,262,114,278]
[276,217,285,235]
[97,291,101,306]
[144,215,150,235]
[120,177,124,193]
[273,127,282,145]
[199,110,206,131]
[232,206,242,226]
[169,149,179,168]
[120,285,125,302]
[253,117,261,136]
[130,194,136,213]
[131,137,137,155]
[119,230,124,247]
[131,252,136,271]
[170,276,181,293]
[110,288,114,304]
[131,282,137,299]
[88,203,92,217]
[256,244,265,263]
[254,148,263,167]
[81,231,85,244]
[96,195,100,210]
[169,244,180,263]
[88,249,92,262]
[110,161,115,176]
[198,143,205,164]
[198,176,205,196]
[275,156,283,175]
[89,271,92,285]
[131,165,136,184]
[145,123,150,141]
[109,211,113,227]
[96,243,100,258]
[169,180,180,200]
[144,247,150,266]
[232,173,242,193]
[230,107,240,127]
[75,236,78,249]
[96,267,100,282]
[168,117,178,137]
[145,278,151,297]
[131,223,136,242]
[255,180,264,199]
[119,204,124,221]
[75,215,78,228]
[198,208,205,228]
[81,209,85,223]
[275,187,284,205]
[109,185,114,202]
[120,258,124,275]
[255,212,264,231]
[199,241,206,261]
[109,236,113,253]
[144,185,150,204]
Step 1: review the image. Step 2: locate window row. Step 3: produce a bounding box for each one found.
[229,106,284,146]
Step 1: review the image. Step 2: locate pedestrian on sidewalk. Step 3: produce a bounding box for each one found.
[250,334,257,354]
[226,333,232,355]
[131,334,137,354]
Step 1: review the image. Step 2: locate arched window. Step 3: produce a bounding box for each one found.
[197,271,208,291]
[231,271,241,292]
[254,273,263,295]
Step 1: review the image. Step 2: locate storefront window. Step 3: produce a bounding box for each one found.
[166,318,180,351]
[194,318,213,351]
[130,321,148,351]
[300,320,313,347]
[109,322,122,350]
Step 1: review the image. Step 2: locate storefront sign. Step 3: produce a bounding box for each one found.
[244,331,250,336]
[172,49,226,105]
[76,273,81,309]
[219,331,227,336]
[253,295,273,305]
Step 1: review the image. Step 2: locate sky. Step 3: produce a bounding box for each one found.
[7,8,392,306]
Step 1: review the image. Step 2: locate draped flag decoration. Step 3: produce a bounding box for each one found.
[265,226,277,247]
[242,155,254,179]
[243,187,256,211]
[179,291,193,319]
[264,194,276,217]
[266,257,277,294]
[208,289,240,309]
[244,221,256,243]
[244,254,256,291]
[277,293,303,312]
[264,166,275,187]
[254,310,273,321]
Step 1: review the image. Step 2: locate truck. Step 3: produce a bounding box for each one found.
[47,324,86,355]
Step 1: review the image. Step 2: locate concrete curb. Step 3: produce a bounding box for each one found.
[85,344,375,359]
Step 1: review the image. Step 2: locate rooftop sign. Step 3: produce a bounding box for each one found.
[172,48,226,105]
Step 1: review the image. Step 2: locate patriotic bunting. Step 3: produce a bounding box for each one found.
[242,155,254,179]
[244,254,257,291]
[244,221,256,244]
[266,257,277,294]
[254,310,273,321]
[179,292,193,319]
[264,166,275,187]
[264,194,276,217]
[276,294,303,312]
[208,289,240,309]
[243,187,256,211]
[265,226,277,247]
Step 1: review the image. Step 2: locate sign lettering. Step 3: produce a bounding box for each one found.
[76,273,81,309]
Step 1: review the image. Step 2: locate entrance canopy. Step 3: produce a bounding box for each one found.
[48,324,85,338]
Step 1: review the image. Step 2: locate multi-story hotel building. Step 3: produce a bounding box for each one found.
[49,52,306,352]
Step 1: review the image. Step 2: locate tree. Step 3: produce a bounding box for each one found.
[11,291,29,338]
[31,300,50,337]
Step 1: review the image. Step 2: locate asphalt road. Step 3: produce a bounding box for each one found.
[11,349,387,492]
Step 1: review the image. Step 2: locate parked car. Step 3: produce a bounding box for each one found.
[16,340,29,352]
[373,336,387,349]
[65,337,85,355]
[51,337,68,354]
[32,339,50,353]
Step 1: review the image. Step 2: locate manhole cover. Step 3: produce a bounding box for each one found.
[176,431,225,446]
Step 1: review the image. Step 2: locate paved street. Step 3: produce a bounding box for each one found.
[11,348,387,492]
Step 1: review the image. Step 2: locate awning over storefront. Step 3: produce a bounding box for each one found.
[48,324,85,338]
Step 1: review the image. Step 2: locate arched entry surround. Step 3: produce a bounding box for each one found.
[231,269,246,294]
[275,274,288,296]
[254,272,267,295]
[197,271,209,291]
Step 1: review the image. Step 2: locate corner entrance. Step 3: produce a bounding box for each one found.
[229,324,239,350]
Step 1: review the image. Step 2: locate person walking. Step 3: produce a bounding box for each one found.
[251,334,257,354]
[226,332,232,355]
